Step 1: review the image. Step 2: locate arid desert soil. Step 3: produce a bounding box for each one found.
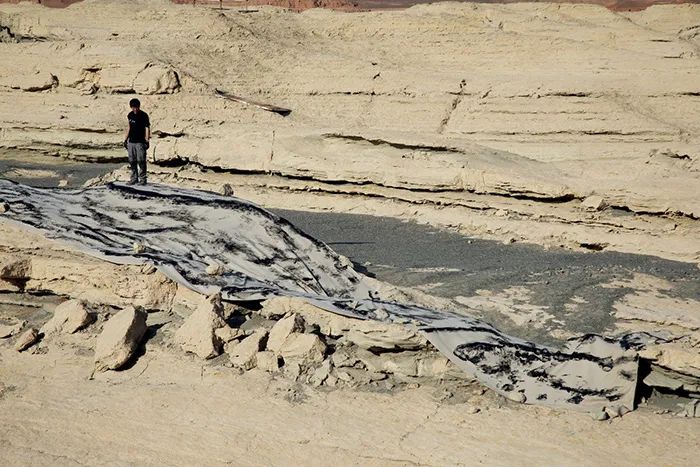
[3,0,700,12]
[2,345,699,466]
[1,155,699,466]
[1,0,699,263]
[0,0,698,464]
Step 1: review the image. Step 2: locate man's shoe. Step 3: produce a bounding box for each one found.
[127,179,137,185]
[137,180,147,186]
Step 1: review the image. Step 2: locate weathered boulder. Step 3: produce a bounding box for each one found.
[40,299,94,335]
[256,350,281,372]
[174,293,227,359]
[640,343,700,394]
[581,195,607,211]
[94,306,148,372]
[14,328,39,352]
[330,348,359,368]
[261,297,428,353]
[258,298,289,320]
[308,359,334,387]
[133,64,180,95]
[26,254,178,315]
[279,333,326,366]
[228,330,267,370]
[18,71,58,92]
[266,313,305,353]
[214,326,241,344]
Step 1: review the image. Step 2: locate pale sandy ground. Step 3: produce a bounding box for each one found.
[1,1,699,464]
[0,172,699,466]
[1,346,699,467]
[1,0,699,262]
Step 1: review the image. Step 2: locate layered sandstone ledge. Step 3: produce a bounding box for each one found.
[0,219,489,406]
[1,219,698,403]
[1,0,698,12]
[0,0,699,263]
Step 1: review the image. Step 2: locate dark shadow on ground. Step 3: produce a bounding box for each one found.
[273,209,700,346]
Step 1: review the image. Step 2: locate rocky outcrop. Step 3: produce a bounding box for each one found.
[228,330,267,370]
[0,223,178,309]
[94,306,148,372]
[174,293,227,359]
[278,333,326,366]
[133,64,180,95]
[40,299,94,335]
[64,291,450,391]
[0,2,698,263]
[4,0,690,13]
[266,313,305,353]
[1,213,697,412]
[243,296,462,390]
[14,327,39,351]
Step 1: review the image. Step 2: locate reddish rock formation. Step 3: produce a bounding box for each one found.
[1,0,79,6]
[356,0,700,13]
[170,0,361,12]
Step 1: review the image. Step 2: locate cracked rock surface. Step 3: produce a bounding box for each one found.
[0,1,698,463]
[0,1,698,262]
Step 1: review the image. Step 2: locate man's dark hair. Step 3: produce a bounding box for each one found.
[129,98,141,108]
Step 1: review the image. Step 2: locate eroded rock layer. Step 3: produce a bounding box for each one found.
[0,179,659,412]
[0,0,698,262]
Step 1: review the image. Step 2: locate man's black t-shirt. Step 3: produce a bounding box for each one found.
[127,111,150,143]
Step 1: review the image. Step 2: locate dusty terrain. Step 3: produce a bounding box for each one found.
[0,0,699,464]
[0,221,698,465]
[1,0,699,263]
[4,0,700,12]
[2,346,699,466]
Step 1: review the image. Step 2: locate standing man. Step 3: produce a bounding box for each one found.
[123,98,150,185]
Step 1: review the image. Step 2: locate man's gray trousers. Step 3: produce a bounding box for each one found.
[127,142,147,184]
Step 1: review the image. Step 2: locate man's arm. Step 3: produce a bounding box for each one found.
[123,124,129,149]
[144,114,151,149]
